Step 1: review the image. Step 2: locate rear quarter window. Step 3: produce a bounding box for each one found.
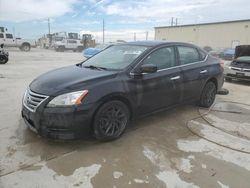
[0,33,4,38]
[199,49,208,61]
[177,46,200,65]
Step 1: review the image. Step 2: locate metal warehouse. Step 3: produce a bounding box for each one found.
[155,19,250,49]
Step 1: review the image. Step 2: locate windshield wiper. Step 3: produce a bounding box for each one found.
[83,65,107,71]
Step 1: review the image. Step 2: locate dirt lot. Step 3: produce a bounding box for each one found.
[0,48,250,188]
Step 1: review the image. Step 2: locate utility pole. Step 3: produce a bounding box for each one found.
[48,18,51,35]
[134,32,136,41]
[102,19,105,44]
[171,17,174,26]
[145,31,148,40]
[12,26,15,39]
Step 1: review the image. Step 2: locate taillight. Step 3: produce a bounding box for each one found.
[215,57,224,68]
[219,59,224,67]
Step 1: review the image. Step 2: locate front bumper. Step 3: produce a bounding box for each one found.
[21,103,94,140]
[224,66,250,81]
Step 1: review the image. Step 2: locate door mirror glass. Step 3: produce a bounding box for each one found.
[141,64,157,73]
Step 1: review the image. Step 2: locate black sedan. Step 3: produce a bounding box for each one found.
[22,41,224,141]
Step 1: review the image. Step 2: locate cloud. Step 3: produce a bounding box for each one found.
[98,0,215,21]
[0,0,78,22]
[91,0,249,25]
[80,29,155,43]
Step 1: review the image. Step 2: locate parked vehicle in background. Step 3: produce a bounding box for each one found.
[209,49,222,58]
[220,48,235,60]
[22,41,224,141]
[81,34,96,49]
[54,39,84,52]
[83,43,113,58]
[0,27,35,51]
[0,44,9,64]
[224,45,250,81]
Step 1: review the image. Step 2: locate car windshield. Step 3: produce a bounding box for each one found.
[82,45,148,70]
[95,44,111,50]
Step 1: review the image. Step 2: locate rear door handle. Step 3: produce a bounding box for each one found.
[170,76,180,80]
[200,70,207,74]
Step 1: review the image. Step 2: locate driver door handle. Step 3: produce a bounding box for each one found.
[200,70,207,74]
[170,76,180,80]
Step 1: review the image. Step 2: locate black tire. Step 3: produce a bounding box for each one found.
[225,77,232,82]
[60,46,65,52]
[77,46,83,52]
[93,100,130,141]
[21,44,30,52]
[198,81,217,108]
[0,56,8,64]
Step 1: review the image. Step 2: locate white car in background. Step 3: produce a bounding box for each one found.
[224,45,250,82]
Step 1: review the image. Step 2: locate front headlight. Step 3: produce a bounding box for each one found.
[47,90,88,107]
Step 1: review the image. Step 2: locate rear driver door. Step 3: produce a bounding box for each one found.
[177,45,208,102]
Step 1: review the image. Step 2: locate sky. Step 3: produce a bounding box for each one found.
[0,0,250,42]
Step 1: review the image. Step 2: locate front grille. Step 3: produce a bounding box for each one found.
[231,66,250,72]
[23,89,49,112]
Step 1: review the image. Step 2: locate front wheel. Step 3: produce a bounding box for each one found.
[198,81,217,108]
[0,56,8,64]
[93,100,130,141]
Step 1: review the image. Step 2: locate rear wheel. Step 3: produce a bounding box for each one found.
[77,46,83,52]
[21,44,30,52]
[198,81,217,108]
[93,100,130,141]
[57,46,65,52]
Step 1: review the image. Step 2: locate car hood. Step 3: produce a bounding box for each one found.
[235,45,250,59]
[30,65,117,96]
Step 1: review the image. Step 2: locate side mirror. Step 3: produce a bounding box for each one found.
[0,44,3,48]
[140,64,157,73]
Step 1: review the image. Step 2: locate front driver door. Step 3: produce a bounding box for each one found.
[131,46,183,115]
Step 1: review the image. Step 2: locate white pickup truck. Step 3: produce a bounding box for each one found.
[0,32,35,51]
[53,39,84,52]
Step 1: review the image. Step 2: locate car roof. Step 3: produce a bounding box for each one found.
[122,41,198,48]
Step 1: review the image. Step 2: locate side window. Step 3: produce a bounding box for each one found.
[6,34,13,39]
[177,46,200,65]
[0,33,4,38]
[68,40,77,44]
[143,47,176,70]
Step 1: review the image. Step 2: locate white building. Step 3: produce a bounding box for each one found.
[155,19,250,49]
